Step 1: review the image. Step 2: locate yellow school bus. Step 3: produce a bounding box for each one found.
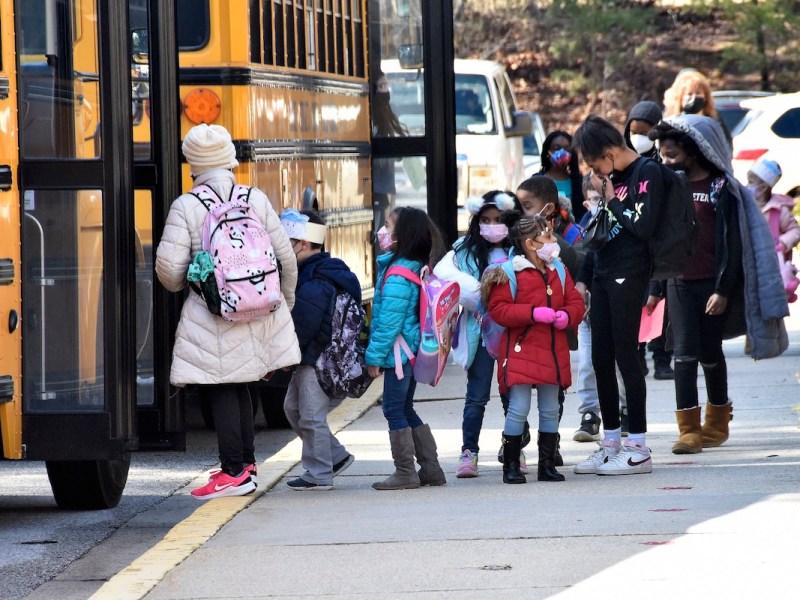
[1,0,373,508]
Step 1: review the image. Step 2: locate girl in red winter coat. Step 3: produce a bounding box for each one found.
[481,210,584,484]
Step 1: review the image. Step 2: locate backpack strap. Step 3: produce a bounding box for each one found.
[552,258,566,291]
[187,184,223,212]
[499,260,517,301]
[767,208,781,244]
[381,265,422,380]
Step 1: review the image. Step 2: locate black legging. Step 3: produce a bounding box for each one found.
[589,275,650,434]
[204,383,256,476]
[667,278,728,410]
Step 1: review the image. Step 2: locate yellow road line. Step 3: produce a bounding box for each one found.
[90,379,381,600]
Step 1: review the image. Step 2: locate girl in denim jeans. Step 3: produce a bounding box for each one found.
[433,191,514,478]
[366,207,447,490]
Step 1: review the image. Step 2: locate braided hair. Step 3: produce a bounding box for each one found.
[500,209,552,256]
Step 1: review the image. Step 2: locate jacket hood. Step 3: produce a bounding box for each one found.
[762,194,795,213]
[299,252,362,302]
[663,114,732,174]
[624,101,663,140]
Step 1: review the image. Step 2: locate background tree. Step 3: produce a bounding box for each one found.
[694,0,800,91]
[543,0,656,117]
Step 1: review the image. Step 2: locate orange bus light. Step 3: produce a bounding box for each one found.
[183,88,221,124]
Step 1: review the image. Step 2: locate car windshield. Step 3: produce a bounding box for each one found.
[731,109,762,137]
[386,72,496,135]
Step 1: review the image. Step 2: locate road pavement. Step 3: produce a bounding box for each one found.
[43,305,797,600]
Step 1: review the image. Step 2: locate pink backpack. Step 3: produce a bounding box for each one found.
[382,265,460,386]
[191,184,282,321]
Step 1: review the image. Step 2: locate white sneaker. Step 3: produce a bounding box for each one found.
[596,441,652,476]
[573,440,621,474]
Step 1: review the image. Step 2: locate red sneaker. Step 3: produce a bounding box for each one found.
[208,463,257,485]
[193,470,256,499]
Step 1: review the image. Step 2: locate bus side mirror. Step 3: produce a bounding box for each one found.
[132,28,149,63]
[398,44,423,70]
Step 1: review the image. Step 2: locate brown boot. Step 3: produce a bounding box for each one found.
[672,407,703,454]
[702,402,732,447]
[372,428,421,490]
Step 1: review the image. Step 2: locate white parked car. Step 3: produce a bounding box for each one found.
[522,111,547,179]
[383,58,532,205]
[732,92,800,197]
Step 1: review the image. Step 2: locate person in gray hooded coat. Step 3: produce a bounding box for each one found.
[648,114,789,455]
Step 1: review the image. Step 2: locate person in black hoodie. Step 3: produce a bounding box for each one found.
[624,101,675,381]
[281,209,361,490]
[572,115,669,476]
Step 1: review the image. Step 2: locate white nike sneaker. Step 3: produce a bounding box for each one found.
[573,439,621,474]
[596,441,652,475]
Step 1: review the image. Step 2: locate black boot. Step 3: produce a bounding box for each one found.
[554,432,564,467]
[537,431,565,482]
[502,434,526,484]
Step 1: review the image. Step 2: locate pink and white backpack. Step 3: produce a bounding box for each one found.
[191,184,282,322]
[382,265,460,387]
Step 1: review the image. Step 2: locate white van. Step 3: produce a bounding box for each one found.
[382,59,532,205]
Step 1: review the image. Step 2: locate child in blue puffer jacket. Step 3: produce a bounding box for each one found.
[433,190,515,478]
[367,206,447,491]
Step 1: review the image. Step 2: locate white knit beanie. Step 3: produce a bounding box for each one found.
[182,124,239,176]
[748,157,782,188]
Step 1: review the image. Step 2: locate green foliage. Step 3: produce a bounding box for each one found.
[543,0,656,108]
[695,0,800,90]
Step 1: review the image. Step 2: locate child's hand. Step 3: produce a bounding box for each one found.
[553,310,570,330]
[532,307,557,324]
[367,365,382,378]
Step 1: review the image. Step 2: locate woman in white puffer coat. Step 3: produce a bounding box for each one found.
[156,124,300,499]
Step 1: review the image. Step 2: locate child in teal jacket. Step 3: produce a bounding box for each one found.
[366,207,447,491]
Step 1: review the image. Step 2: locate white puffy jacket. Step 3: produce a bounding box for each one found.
[155,169,300,385]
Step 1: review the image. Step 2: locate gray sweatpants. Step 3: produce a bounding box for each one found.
[284,365,350,485]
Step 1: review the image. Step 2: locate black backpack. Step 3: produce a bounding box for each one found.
[313,276,374,399]
[633,159,697,280]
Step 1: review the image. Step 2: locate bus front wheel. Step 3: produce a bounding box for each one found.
[45,456,130,510]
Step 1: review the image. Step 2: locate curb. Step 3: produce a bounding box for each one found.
[89,377,383,600]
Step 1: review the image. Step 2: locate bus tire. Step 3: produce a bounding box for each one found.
[46,456,130,510]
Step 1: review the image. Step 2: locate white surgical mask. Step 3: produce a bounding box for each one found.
[536,242,560,263]
[630,134,655,155]
[479,223,508,243]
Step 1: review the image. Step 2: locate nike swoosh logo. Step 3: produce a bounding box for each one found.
[628,457,651,467]
[214,483,234,492]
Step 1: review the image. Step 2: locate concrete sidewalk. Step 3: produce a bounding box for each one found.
[127,310,800,599]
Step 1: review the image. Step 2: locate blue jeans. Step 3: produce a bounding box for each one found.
[504,383,560,435]
[462,344,499,453]
[382,361,424,431]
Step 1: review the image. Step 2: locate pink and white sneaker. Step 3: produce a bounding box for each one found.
[456,450,478,478]
[596,441,652,475]
[574,439,621,474]
[208,463,258,486]
[192,470,256,499]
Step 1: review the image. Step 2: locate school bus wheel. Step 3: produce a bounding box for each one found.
[45,457,131,510]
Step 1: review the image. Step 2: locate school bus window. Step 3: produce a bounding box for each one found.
[316,3,327,72]
[295,1,306,70]
[19,0,47,55]
[249,0,262,64]
[286,1,296,68]
[305,3,316,70]
[176,0,209,51]
[274,1,285,67]
[262,2,273,64]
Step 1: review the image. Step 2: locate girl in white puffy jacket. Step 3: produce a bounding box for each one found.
[156,124,300,499]
[433,190,516,478]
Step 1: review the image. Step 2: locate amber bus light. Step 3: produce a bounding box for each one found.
[183,88,221,124]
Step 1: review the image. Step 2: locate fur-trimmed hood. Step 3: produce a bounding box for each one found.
[480,256,551,306]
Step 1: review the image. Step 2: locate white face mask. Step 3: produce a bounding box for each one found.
[630,134,655,155]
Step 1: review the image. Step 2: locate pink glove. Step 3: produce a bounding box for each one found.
[532,307,557,323]
[553,310,570,330]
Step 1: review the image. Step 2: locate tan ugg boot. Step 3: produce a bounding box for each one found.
[672,407,703,454]
[702,402,732,447]
[372,427,421,490]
